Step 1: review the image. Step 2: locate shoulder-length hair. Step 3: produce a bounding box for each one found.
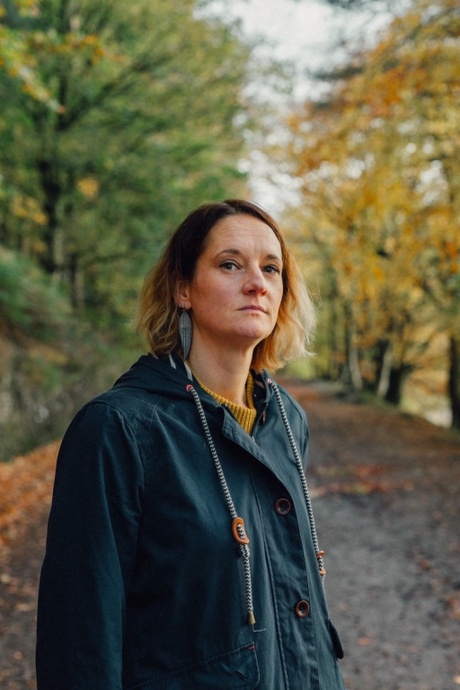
[136,199,315,372]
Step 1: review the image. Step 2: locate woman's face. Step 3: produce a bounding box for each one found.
[177,214,284,357]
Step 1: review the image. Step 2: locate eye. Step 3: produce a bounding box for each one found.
[220,260,240,270]
[263,264,281,275]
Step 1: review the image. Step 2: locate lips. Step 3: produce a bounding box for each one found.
[241,305,266,313]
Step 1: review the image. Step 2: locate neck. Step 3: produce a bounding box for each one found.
[187,347,253,408]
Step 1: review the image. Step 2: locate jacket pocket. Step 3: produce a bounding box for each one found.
[328,619,345,659]
[127,642,260,690]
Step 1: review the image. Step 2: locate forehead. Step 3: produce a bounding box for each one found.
[205,214,282,256]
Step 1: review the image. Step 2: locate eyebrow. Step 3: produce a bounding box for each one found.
[217,248,283,263]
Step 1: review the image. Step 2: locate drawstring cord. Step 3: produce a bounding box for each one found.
[185,376,326,627]
[268,380,326,584]
[186,384,256,626]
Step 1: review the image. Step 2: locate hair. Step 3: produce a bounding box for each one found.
[136,199,315,372]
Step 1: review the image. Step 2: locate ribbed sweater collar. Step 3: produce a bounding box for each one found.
[195,372,257,434]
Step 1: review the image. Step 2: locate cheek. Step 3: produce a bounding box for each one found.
[190,279,224,313]
[274,285,284,311]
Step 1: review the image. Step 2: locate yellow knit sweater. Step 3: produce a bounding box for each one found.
[196,372,257,434]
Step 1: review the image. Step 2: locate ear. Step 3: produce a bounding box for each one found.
[174,280,192,310]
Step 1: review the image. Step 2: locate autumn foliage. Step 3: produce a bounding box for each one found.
[0,441,58,554]
[283,0,460,427]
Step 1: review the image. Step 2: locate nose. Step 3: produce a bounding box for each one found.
[243,266,268,294]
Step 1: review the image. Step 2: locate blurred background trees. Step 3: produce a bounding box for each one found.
[283,0,459,428]
[0,0,459,459]
[0,0,251,326]
[0,0,257,456]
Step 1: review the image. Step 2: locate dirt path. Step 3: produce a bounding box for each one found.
[0,384,459,690]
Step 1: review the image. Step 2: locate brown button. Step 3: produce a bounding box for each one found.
[295,600,310,618]
[274,498,292,515]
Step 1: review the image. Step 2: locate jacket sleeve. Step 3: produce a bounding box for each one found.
[36,400,144,690]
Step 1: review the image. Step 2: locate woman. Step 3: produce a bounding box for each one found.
[36,199,345,689]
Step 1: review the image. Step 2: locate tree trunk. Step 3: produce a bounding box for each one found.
[326,293,341,380]
[69,253,85,313]
[342,303,362,391]
[348,328,363,391]
[385,364,412,405]
[448,334,460,430]
[38,157,62,275]
[376,340,393,399]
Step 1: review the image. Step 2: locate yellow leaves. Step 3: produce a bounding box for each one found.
[77,177,99,199]
[10,195,46,225]
[0,441,59,550]
[444,242,459,262]
[371,265,386,282]
[285,0,460,333]
[15,0,40,16]
[27,29,110,65]
[60,34,107,62]
[0,0,40,19]
[438,240,460,279]
[0,15,62,110]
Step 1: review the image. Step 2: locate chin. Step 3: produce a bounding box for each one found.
[237,329,271,343]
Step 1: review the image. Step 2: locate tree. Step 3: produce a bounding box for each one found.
[283,0,460,427]
[0,0,252,321]
[0,0,61,107]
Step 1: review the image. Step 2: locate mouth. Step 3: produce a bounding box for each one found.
[240,305,266,313]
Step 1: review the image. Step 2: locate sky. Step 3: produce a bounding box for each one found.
[202,0,394,211]
[205,0,392,97]
[219,0,337,61]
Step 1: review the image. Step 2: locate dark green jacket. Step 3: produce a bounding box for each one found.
[36,354,345,689]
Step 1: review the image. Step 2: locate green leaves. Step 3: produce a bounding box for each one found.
[0,0,252,323]
[0,247,70,338]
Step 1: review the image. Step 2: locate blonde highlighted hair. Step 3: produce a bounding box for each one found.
[137,199,315,372]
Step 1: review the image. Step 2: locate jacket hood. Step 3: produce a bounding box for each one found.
[112,353,272,407]
[113,354,194,400]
